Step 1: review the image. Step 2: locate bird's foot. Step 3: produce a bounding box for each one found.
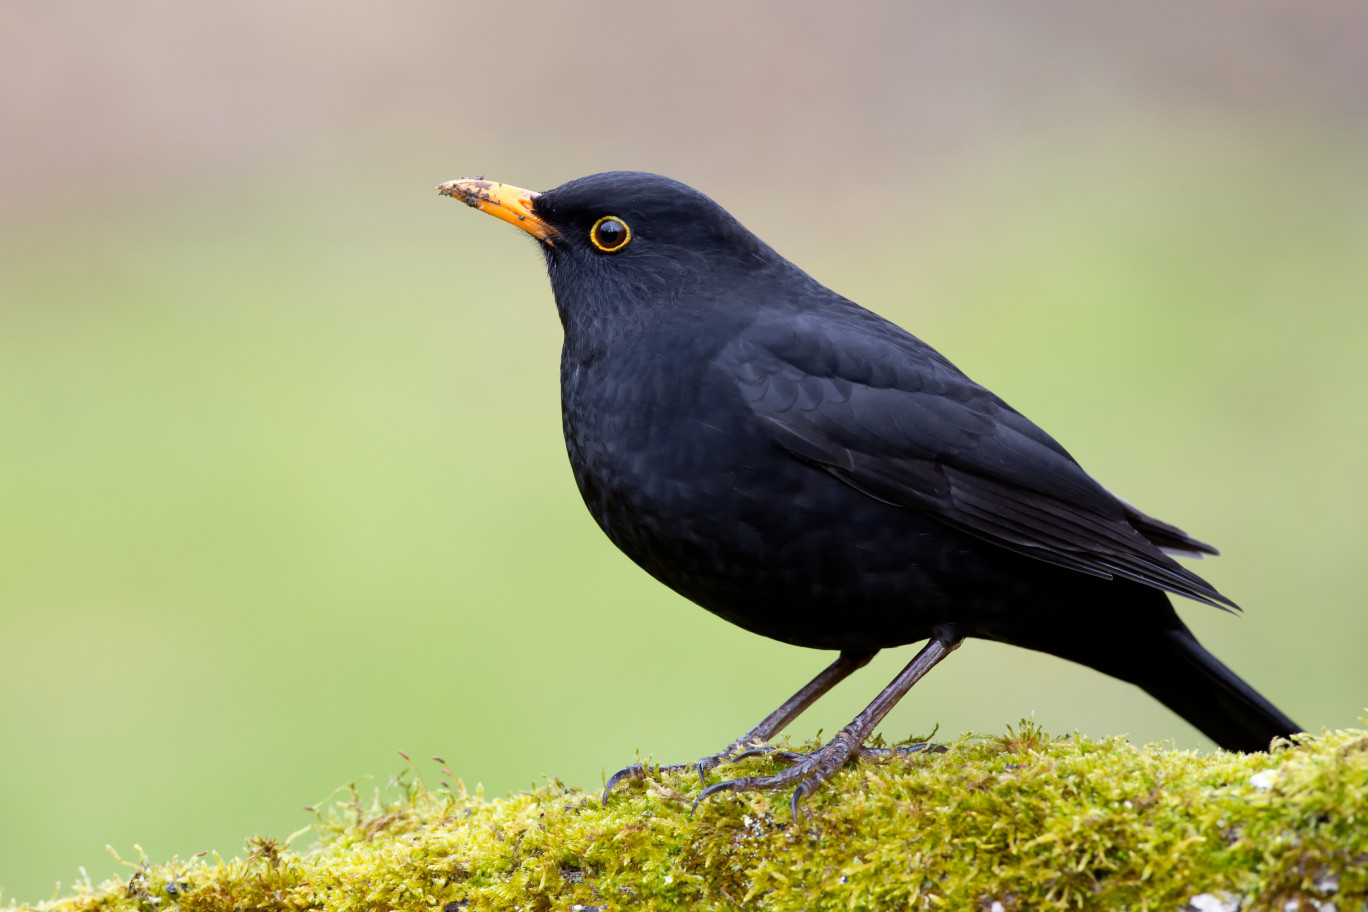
[601,734,781,804]
[600,759,693,802]
[692,735,942,820]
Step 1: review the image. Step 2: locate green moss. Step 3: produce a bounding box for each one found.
[12,724,1368,912]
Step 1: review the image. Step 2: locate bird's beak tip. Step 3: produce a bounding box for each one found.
[436,177,554,243]
[435,178,487,208]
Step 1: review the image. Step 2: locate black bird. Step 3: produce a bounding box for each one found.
[438,171,1300,815]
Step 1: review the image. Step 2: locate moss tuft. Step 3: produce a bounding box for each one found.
[10,724,1368,911]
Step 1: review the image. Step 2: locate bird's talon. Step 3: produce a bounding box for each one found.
[602,763,650,804]
[691,778,742,816]
[603,760,699,802]
[789,778,821,821]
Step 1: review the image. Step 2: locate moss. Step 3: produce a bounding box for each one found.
[11,723,1368,912]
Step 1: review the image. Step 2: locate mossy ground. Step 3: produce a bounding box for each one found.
[10,723,1367,912]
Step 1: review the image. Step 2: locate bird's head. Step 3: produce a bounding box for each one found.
[438,171,784,337]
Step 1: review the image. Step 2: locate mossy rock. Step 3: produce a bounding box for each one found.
[13,723,1368,912]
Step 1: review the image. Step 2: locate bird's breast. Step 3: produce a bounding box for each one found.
[557,341,973,649]
[560,344,759,551]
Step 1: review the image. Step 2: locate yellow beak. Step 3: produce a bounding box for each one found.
[436,178,556,244]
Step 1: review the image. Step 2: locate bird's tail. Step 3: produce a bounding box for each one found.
[1118,625,1301,753]
[1024,596,1302,753]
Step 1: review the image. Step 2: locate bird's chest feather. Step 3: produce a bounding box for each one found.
[560,337,767,556]
[556,330,929,636]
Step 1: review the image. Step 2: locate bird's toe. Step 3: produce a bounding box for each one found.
[857,741,945,758]
[691,735,863,819]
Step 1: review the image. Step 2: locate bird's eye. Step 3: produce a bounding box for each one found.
[589,216,631,253]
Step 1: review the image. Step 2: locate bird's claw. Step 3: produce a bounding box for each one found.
[602,735,780,802]
[690,737,943,819]
[690,732,859,820]
[601,763,650,804]
[601,758,700,804]
[605,736,943,814]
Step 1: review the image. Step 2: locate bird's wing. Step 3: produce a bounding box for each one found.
[723,310,1235,610]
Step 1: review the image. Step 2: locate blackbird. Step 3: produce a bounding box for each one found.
[438,170,1300,815]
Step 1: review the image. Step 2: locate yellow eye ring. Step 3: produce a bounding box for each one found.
[589,215,631,253]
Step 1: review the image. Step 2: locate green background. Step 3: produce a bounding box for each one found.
[3,3,1366,903]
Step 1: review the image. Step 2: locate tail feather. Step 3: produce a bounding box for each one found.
[1128,626,1300,752]
[1024,591,1302,752]
[1116,498,1222,561]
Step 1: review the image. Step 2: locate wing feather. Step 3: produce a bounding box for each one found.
[725,310,1237,611]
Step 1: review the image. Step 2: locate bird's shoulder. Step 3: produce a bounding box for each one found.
[717,301,1076,487]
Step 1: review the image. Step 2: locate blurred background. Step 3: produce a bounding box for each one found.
[3,0,1366,902]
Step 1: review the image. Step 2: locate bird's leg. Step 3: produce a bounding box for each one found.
[695,648,878,773]
[602,649,875,802]
[694,631,964,820]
